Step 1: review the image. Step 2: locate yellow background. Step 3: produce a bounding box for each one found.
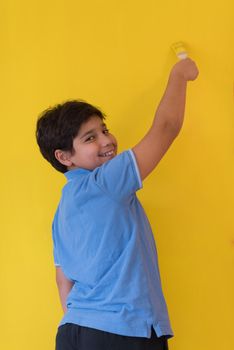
[1,0,234,349]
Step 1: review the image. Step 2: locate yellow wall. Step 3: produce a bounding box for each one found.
[1,1,233,349]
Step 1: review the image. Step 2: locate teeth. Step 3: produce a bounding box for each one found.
[100,150,114,157]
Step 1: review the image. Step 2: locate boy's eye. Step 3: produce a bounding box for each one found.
[85,129,109,142]
[85,135,95,142]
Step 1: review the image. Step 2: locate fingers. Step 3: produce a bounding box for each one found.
[172,58,199,81]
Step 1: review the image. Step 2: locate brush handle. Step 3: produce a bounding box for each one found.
[177,52,188,60]
[171,42,188,60]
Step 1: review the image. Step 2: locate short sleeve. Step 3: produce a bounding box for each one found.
[91,149,142,201]
[52,215,61,267]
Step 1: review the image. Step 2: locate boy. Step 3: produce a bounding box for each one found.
[36,58,198,350]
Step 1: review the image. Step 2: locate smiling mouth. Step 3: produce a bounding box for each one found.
[99,150,115,157]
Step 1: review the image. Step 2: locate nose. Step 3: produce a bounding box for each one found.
[99,133,112,146]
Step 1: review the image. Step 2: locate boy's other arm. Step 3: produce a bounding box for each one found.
[132,58,199,181]
[56,267,74,314]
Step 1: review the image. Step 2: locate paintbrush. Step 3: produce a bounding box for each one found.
[171,42,188,60]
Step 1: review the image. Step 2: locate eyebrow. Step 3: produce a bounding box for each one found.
[80,123,107,139]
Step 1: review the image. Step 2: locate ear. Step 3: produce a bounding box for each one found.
[54,149,73,167]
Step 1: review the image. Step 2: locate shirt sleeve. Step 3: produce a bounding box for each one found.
[91,149,142,201]
[52,215,61,267]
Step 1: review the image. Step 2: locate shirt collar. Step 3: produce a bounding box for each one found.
[65,167,91,181]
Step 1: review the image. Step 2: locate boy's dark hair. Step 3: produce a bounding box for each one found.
[36,100,106,173]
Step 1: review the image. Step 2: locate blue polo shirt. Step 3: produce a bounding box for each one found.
[52,149,173,338]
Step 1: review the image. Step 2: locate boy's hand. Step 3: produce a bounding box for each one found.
[171,58,199,82]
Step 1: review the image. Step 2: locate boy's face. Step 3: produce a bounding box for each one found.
[63,115,118,171]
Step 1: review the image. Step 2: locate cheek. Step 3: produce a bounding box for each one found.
[86,144,100,156]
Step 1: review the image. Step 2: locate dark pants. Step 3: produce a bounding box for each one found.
[56,323,169,350]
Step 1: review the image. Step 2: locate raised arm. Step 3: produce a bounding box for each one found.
[55,267,74,313]
[132,58,199,180]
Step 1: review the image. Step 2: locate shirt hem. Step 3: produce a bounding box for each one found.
[59,310,173,339]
